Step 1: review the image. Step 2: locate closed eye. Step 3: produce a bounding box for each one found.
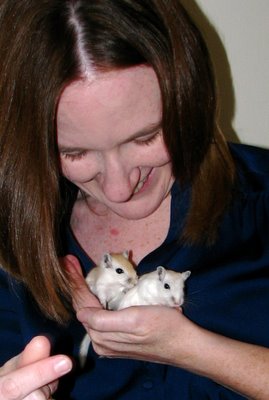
[134,130,161,146]
[60,150,88,161]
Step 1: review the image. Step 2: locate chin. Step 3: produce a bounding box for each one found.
[111,198,163,220]
[116,209,157,220]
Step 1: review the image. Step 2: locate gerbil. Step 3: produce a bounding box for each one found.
[86,251,138,310]
[79,251,138,367]
[117,266,191,309]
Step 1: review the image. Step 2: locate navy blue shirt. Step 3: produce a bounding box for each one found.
[1,143,269,399]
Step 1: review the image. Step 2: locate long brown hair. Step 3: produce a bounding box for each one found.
[0,0,235,322]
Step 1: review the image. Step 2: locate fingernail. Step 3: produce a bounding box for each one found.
[54,357,72,375]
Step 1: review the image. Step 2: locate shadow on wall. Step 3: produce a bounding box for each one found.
[180,0,239,143]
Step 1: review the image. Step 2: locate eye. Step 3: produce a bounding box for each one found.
[116,268,124,274]
[164,283,170,290]
[135,130,161,146]
[60,150,88,161]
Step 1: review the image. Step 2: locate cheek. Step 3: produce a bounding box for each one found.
[159,149,171,165]
[132,141,171,167]
[147,143,171,166]
[154,138,171,163]
[60,159,96,183]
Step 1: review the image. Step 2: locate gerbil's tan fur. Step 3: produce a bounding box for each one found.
[86,251,138,310]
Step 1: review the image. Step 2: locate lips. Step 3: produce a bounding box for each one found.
[133,171,151,194]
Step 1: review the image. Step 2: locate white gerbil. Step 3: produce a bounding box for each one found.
[79,251,138,367]
[117,266,191,309]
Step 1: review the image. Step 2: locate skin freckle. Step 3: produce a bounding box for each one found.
[110,228,119,236]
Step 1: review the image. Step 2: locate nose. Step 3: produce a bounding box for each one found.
[128,276,138,286]
[99,151,140,202]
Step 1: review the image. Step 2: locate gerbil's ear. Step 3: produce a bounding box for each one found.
[122,250,129,259]
[182,270,191,281]
[157,266,166,282]
[103,253,113,268]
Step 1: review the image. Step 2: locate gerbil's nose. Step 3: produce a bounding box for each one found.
[100,152,140,202]
[128,276,138,286]
[175,295,184,307]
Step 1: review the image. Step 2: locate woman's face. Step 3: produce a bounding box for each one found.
[57,65,174,220]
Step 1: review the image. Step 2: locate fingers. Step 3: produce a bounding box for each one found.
[62,255,101,311]
[20,338,59,399]
[18,336,51,368]
[0,337,51,376]
[77,306,184,349]
[26,381,58,400]
[0,355,72,400]
[77,307,186,364]
[77,306,142,334]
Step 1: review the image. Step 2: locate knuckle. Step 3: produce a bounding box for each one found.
[92,344,113,358]
[90,332,102,347]
[90,313,102,330]
[0,377,22,400]
[91,343,104,356]
[127,309,142,332]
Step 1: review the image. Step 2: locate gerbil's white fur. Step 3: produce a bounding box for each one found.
[79,257,191,367]
[79,251,138,367]
[117,266,191,309]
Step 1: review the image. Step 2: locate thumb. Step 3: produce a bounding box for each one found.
[62,255,101,311]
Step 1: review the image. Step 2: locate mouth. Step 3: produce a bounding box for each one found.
[133,170,152,194]
[172,296,182,307]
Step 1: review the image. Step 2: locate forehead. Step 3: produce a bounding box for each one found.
[57,66,162,149]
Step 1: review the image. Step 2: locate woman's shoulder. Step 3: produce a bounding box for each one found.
[223,142,269,239]
[229,142,269,193]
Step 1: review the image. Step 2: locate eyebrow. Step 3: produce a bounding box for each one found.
[58,120,162,153]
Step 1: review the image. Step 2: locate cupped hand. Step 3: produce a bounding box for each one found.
[77,305,190,365]
[64,255,190,366]
[0,336,72,400]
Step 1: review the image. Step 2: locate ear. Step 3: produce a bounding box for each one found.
[103,253,113,268]
[122,250,129,259]
[157,266,166,282]
[182,270,191,281]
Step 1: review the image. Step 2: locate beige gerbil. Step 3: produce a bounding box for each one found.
[79,251,138,366]
[86,251,138,310]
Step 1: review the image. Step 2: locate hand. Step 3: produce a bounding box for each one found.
[77,305,189,364]
[63,255,102,309]
[0,336,72,400]
[63,255,189,364]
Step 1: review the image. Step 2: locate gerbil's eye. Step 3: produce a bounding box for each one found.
[116,268,124,274]
[164,283,170,290]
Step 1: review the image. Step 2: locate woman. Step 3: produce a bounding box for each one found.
[0,0,269,399]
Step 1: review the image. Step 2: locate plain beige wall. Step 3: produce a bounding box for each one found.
[181,0,269,148]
